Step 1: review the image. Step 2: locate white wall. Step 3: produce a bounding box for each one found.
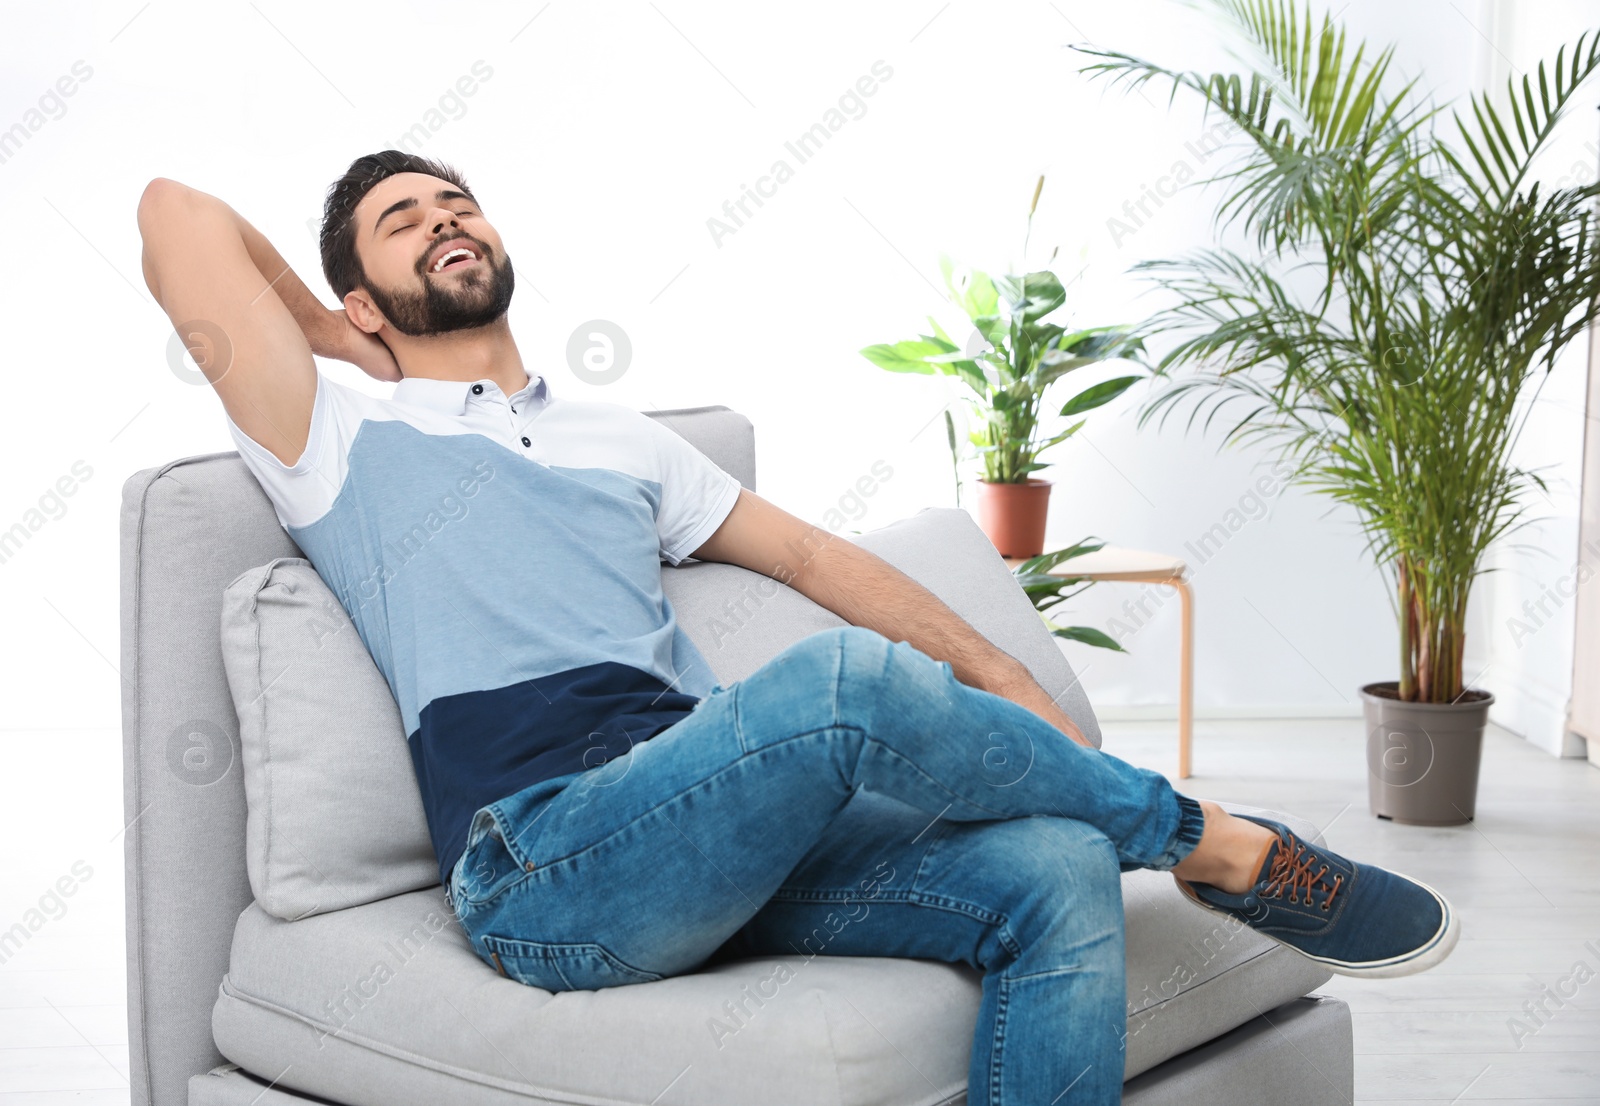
[1,0,1595,746]
[1466,1,1600,757]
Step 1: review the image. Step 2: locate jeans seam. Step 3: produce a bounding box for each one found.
[834,631,846,733]
[764,889,1022,961]
[731,678,748,755]
[767,888,922,905]
[911,818,952,888]
[990,970,1011,1106]
[479,933,664,985]
[907,892,1009,930]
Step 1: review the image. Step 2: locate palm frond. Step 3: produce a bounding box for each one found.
[1445,29,1600,208]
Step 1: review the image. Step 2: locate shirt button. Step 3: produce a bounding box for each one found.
[471,383,484,395]
[521,436,531,447]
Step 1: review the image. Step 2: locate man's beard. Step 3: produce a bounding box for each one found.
[364,246,516,338]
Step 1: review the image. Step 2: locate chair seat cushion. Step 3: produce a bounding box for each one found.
[211,800,1331,1105]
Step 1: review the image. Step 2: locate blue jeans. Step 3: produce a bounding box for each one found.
[447,625,1207,1105]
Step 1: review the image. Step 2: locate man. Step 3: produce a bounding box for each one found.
[137,150,1457,1105]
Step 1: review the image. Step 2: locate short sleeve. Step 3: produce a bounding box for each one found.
[637,411,743,566]
[222,367,351,530]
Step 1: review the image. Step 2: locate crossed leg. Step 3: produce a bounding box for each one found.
[450,625,1217,1105]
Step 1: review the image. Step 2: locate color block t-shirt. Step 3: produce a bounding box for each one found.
[223,368,742,887]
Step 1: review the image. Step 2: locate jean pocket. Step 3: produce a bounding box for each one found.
[479,933,664,991]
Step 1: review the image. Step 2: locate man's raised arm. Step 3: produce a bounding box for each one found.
[136,178,399,468]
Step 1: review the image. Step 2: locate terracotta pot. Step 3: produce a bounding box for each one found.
[1361,681,1494,826]
[973,478,1053,558]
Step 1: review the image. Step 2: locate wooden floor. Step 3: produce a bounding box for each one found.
[1105,716,1600,1106]
[0,718,1595,1104]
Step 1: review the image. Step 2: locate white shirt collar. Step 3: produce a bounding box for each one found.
[392,372,550,416]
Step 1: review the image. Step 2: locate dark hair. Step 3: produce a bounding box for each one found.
[320,150,478,301]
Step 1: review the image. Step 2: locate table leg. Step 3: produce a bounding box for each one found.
[1171,575,1194,779]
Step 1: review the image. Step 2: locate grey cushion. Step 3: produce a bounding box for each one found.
[217,506,1102,921]
[209,798,1332,1105]
[219,559,439,919]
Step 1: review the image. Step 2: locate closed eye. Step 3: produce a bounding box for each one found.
[390,211,475,236]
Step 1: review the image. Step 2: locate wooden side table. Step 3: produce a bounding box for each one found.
[1003,548,1194,778]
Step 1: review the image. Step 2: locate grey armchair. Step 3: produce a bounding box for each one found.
[120,403,1353,1105]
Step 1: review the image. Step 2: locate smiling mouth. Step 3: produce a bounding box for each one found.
[428,244,483,274]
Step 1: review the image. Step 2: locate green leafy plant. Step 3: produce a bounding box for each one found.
[859,177,1150,499]
[1074,0,1600,703]
[1012,538,1128,652]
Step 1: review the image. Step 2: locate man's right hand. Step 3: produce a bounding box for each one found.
[323,309,402,383]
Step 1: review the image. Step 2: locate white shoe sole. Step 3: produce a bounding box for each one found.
[1173,868,1461,979]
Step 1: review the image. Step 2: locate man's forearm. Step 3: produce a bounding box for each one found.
[139,180,336,356]
[789,534,1091,746]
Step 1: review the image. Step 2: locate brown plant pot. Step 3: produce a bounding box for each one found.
[974,478,1053,559]
[1361,681,1494,826]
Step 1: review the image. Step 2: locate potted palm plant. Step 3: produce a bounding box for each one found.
[1076,1,1600,823]
[860,177,1149,558]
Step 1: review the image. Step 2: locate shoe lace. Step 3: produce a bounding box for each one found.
[1260,835,1343,911]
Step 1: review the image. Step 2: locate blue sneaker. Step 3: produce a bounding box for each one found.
[1172,813,1460,978]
